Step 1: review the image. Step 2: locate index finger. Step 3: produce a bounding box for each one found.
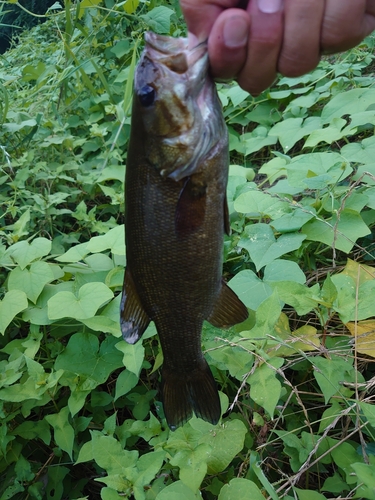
[180,0,244,40]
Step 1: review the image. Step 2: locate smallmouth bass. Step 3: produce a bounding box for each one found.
[120,32,248,430]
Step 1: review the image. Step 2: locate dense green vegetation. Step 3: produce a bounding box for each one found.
[1,1,375,498]
[0,0,59,53]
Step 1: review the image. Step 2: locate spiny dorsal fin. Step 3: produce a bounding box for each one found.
[207,280,248,328]
[120,268,150,344]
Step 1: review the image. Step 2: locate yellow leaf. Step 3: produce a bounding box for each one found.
[123,0,139,14]
[292,325,320,352]
[341,259,375,285]
[78,0,102,19]
[346,320,375,358]
[269,313,319,357]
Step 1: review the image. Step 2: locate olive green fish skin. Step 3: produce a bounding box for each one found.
[121,33,248,430]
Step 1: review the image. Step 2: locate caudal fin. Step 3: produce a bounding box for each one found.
[162,360,221,431]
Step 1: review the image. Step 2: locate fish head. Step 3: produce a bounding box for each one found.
[133,32,227,181]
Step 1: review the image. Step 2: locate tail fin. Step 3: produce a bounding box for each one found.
[161,360,221,431]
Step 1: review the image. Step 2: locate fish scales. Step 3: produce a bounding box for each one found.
[121,32,248,430]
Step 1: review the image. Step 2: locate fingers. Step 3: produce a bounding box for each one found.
[236,0,283,95]
[207,0,284,95]
[180,0,244,41]
[180,0,375,95]
[207,9,250,81]
[278,0,324,77]
[321,0,375,53]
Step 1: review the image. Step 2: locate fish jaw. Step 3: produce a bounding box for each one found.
[133,32,227,181]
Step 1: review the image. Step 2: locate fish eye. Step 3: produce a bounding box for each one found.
[138,85,155,107]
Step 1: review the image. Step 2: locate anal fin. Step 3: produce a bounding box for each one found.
[208,280,248,328]
[120,268,150,344]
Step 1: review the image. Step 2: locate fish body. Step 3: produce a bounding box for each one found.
[121,32,248,430]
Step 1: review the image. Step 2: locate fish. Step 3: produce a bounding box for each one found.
[120,32,248,431]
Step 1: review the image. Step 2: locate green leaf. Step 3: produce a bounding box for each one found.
[45,406,74,459]
[341,136,375,164]
[140,6,174,34]
[0,290,28,335]
[263,260,306,284]
[234,190,289,218]
[116,341,145,378]
[207,344,254,381]
[47,282,114,320]
[321,88,375,123]
[295,488,328,500]
[287,152,352,188]
[236,126,277,156]
[92,433,138,474]
[7,237,51,269]
[81,315,121,337]
[225,84,250,107]
[170,443,211,492]
[55,242,90,263]
[321,274,338,305]
[228,270,273,311]
[302,210,370,253]
[270,281,317,315]
[114,370,139,401]
[155,480,200,500]
[248,358,283,418]
[86,225,125,255]
[356,280,375,320]
[132,451,166,499]
[244,290,282,339]
[322,472,350,494]
[196,419,247,474]
[360,401,375,428]
[238,224,306,271]
[331,441,361,485]
[15,455,35,483]
[46,465,69,500]
[271,209,315,233]
[101,487,123,500]
[351,462,375,500]
[55,332,123,384]
[312,355,355,403]
[268,116,322,152]
[218,478,265,500]
[8,261,55,303]
[305,118,356,148]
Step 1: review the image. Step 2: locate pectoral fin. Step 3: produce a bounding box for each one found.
[208,280,248,328]
[175,177,206,237]
[120,268,150,344]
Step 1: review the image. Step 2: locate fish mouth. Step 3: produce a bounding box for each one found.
[144,31,208,77]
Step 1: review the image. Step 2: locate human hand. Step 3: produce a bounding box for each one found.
[180,0,375,95]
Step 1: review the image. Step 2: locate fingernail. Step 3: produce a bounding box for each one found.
[223,16,248,48]
[258,0,282,13]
